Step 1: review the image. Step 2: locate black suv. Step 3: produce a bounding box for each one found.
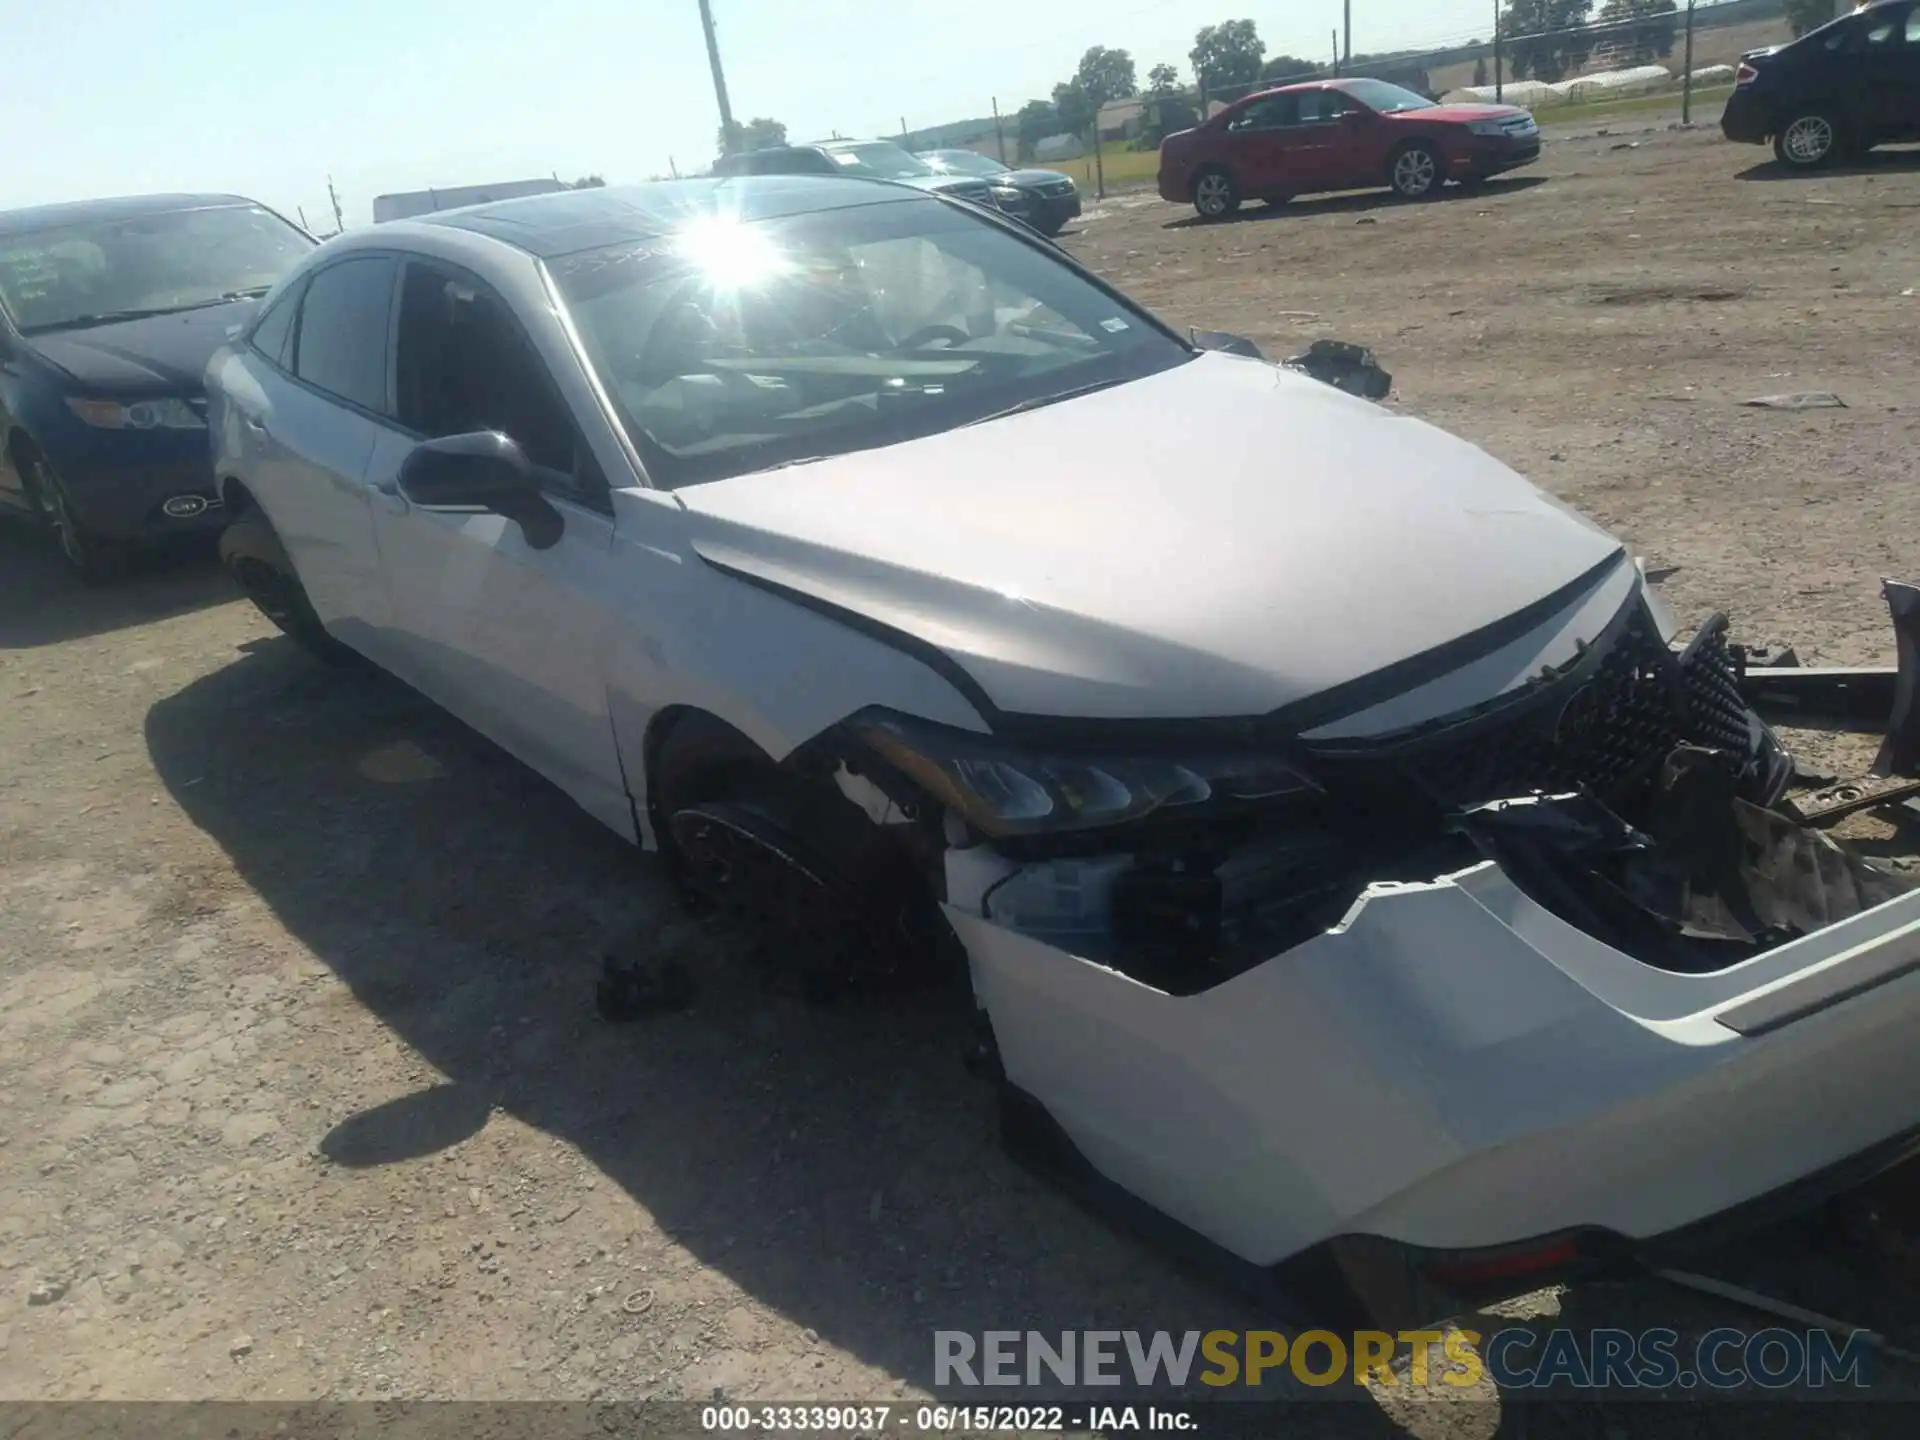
[1721,0,1920,168]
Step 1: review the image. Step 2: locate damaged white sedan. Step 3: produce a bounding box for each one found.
[206,175,1920,1323]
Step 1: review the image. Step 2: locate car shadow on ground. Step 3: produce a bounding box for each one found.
[144,639,1908,1427]
[1735,146,1920,183]
[1161,176,1548,230]
[146,640,1414,1430]
[0,523,232,650]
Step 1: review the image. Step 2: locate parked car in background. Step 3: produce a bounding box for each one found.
[374,179,567,223]
[205,178,1920,1325]
[1158,77,1541,219]
[0,193,315,580]
[711,140,1015,215]
[917,149,1083,235]
[1720,0,1920,168]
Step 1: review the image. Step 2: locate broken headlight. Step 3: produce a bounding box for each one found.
[852,710,1319,840]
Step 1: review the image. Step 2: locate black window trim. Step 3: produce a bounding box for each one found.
[389,253,612,515]
[244,272,310,372]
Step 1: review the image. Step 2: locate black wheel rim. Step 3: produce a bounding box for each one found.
[36,462,87,570]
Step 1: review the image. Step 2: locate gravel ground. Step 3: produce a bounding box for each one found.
[5,122,1920,1435]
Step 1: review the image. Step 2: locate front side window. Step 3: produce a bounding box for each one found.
[393,261,599,499]
[550,199,1190,489]
[1227,95,1298,131]
[1340,79,1436,114]
[293,256,397,414]
[1297,89,1358,123]
[0,204,313,335]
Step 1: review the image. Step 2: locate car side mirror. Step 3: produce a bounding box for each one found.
[397,431,564,549]
[1283,339,1393,400]
[1190,329,1266,359]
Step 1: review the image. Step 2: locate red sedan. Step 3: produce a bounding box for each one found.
[1158,77,1542,220]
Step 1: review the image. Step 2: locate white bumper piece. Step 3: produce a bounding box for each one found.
[946,859,1920,1267]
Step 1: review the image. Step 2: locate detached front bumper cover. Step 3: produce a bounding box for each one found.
[946,577,1920,1324]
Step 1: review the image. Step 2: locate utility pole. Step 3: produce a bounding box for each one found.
[1344,0,1352,74]
[698,0,737,152]
[1331,29,1340,75]
[297,205,311,231]
[326,175,344,233]
[992,97,1007,165]
[1681,0,1697,124]
[1493,0,1504,101]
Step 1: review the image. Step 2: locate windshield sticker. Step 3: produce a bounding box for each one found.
[1099,317,1131,333]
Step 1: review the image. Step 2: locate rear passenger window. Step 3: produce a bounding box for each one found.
[294,256,397,414]
[248,280,303,369]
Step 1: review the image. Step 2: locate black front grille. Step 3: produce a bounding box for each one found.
[1379,606,1754,812]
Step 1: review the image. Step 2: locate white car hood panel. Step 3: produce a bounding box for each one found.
[680,352,1624,723]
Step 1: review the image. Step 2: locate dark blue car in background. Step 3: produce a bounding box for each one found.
[0,194,314,581]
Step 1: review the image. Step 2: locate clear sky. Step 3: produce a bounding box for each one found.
[2,0,1500,228]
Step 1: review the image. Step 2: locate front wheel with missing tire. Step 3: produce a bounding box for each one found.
[1774,112,1839,169]
[1388,142,1442,199]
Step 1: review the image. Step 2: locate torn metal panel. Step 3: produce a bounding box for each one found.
[1453,777,1917,956]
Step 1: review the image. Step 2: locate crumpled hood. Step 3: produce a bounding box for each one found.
[24,299,260,392]
[680,351,1624,725]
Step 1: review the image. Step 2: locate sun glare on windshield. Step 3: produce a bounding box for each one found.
[674,215,791,291]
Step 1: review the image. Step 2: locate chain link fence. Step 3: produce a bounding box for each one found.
[938,0,1805,196]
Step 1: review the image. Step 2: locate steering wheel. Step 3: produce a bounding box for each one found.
[632,298,724,382]
[893,323,970,351]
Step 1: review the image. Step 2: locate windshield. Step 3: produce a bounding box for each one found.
[1340,79,1436,114]
[550,199,1190,489]
[824,143,937,179]
[922,151,1009,178]
[0,204,314,334]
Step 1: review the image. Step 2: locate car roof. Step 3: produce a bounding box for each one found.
[414,176,939,259]
[0,192,257,239]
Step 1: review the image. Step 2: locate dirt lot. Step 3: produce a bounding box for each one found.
[5,121,1920,1432]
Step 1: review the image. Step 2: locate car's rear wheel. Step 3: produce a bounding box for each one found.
[1775,112,1839,168]
[24,449,122,585]
[1191,167,1240,220]
[1388,142,1442,199]
[219,507,356,663]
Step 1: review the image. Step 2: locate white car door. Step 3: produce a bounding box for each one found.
[224,256,399,656]
[365,255,633,840]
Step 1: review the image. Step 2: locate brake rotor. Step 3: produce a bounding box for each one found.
[668,801,905,1000]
